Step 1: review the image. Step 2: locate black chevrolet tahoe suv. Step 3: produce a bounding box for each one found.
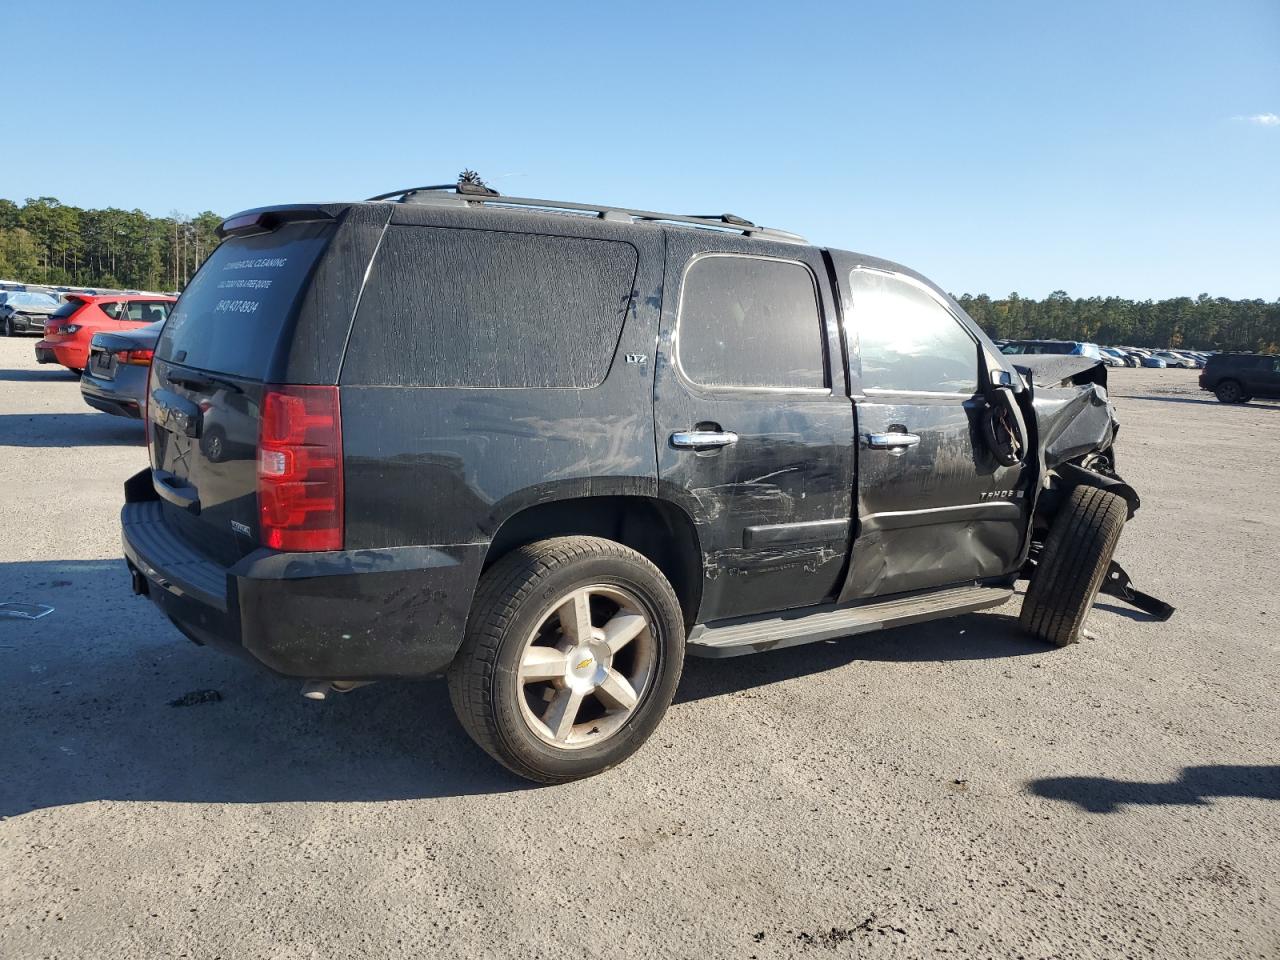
[120,179,1168,782]
[1199,352,1280,403]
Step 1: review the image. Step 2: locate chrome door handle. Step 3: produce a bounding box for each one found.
[868,432,921,450]
[671,430,739,448]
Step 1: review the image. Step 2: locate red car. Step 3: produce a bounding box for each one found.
[36,294,176,373]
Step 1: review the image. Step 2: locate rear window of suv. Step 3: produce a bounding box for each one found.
[342,226,638,389]
[156,220,334,380]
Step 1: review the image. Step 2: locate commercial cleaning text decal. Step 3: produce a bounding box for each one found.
[213,257,287,315]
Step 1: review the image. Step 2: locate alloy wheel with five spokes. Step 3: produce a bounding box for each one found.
[516,584,656,748]
[448,536,686,783]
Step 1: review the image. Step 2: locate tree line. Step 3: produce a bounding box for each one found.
[2,197,1276,351]
[956,291,1279,353]
[0,197,221,293]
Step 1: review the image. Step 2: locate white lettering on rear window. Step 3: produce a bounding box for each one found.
[214,299,261,314]
[223,257,288,270]
[217,279,274,290]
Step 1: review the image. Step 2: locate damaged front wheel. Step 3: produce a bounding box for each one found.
[1020,485,1127,646]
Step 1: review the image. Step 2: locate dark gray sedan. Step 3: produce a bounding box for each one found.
[80,321,162,419]
[0,291,60,336]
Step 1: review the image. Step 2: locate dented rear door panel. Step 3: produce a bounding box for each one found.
[654,232,855,622]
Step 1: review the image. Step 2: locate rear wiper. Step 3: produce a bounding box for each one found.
[165,369,243,394]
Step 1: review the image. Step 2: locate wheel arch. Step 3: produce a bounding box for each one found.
[483,495,704,627]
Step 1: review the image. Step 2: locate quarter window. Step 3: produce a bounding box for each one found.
[344,227,638,389]
[847,269,978,395]
[678,255,825,390]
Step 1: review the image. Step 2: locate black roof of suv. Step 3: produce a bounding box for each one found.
[119,179,1170,782]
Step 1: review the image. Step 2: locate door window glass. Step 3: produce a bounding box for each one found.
[847,269,978,394]
[677,255,825,389]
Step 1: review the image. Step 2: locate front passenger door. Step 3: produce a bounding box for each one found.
[836,265,1027,601]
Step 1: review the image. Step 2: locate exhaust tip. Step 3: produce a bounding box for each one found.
[301,679,374,700]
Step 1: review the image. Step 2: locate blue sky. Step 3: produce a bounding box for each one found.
[5,0,1277,298]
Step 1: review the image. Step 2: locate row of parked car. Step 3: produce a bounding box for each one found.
[995,339,1212,368]
[994,338,1279,402]
[3,291,176,417]
[6,287,1271,428]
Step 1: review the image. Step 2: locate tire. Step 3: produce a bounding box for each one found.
[1020,485,1127,646]
[1214,380,1243,403]
[201,426,227,463]
[448,536,686,783]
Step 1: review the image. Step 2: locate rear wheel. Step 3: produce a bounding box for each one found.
[1214,379,1244,403]
[448,536,685,783]
[1020,485,1127,646]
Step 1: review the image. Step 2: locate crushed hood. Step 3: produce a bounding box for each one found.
[1015,356,1119,469]
[1013,354,1108,389]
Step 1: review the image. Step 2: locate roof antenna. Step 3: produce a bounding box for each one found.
[457,169,499,197]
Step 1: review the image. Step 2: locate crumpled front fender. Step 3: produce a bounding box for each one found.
[1032,383,1119,469]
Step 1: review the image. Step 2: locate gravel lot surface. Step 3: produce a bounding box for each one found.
[1,336,1277,959]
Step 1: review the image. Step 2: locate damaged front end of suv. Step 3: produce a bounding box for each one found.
[1009,355,1175,636]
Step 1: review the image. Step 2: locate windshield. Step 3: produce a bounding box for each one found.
[5,292,58,308]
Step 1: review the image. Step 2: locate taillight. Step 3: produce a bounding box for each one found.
[143,361,155,463]
[257,385,343,552]
[120,348,154,366]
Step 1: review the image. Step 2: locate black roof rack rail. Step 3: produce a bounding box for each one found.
[364,185,807,244]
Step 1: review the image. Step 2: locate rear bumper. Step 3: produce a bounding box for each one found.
[120,469,486,679]
[35,339,85,368]
[81,370,144,419]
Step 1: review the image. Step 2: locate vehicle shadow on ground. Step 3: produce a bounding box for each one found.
[0,559,528,819]
[677,609,1044,704]
[0,562,1064,816]
[0,412,145,447]
[1127,395,1280,410]
[0,367,81,382]
[1092,600,1161,622]
[1028,765,1280,813]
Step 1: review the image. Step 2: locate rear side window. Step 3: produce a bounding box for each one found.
[847,269,978,395]
[157,221,333,379]
[677,255,825,390]
[343,226,638,388]
[123,300,171,322]
[100,301,124,319]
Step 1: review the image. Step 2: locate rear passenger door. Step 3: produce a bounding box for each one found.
[653,232,855,623]
[835,262,1027,601]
